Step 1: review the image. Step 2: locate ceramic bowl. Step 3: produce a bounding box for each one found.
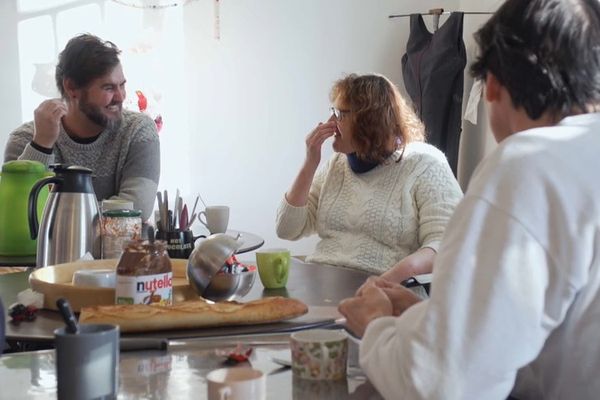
[72,269,116,288]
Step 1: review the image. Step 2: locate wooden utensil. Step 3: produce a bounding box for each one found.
[156,191,164,230]
[180,204,189,231]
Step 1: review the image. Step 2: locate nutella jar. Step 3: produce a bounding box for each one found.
[115,239,173,305]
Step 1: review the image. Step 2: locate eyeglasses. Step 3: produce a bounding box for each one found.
[330,107,351,121]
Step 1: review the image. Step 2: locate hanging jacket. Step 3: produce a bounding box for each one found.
[402,12,466,175]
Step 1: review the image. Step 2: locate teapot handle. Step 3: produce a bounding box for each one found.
[28,176,61,239]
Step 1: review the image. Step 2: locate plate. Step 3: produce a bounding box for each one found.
[29,258,198,311]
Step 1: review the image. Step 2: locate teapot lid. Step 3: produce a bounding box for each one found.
[50,164,93,174]
[1,160,47,174]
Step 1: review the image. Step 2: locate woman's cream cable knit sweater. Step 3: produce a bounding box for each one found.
[276,142,463,274]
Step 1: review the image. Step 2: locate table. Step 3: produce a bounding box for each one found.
[0,229,263,267]
[0,254,36,267]
[0,333,383,399]
[1,259,371,345]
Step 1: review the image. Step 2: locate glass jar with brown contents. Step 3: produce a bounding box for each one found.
[115,238,173,305]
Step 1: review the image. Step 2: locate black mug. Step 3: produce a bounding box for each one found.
[155,230,204,259]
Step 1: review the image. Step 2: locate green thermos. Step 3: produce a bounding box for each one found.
[0,160,53,256]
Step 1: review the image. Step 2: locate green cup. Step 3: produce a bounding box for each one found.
[255,249,290,289]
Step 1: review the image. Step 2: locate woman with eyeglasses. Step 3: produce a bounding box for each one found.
[275,73,462,282]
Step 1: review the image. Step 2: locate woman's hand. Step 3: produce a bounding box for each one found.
[284,121,336,207]
[380,247,436,283]
[304,121,336,169]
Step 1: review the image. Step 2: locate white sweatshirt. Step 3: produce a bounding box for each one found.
[360,113,600,399]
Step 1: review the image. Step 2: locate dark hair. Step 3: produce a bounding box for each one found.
[55,34,121,97]
[330,74,424,162]
[471,0,600,119]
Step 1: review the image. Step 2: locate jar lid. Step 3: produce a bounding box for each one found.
[102,199,134,211]
[1,160,48,174]
[103,209,142,218]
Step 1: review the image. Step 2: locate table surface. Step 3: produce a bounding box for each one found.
[0,333,383,399]
[0,254,36,267]
[1,258,371,343]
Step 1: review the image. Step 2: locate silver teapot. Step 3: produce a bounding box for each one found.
[187,233,255,301]
[28,165,102,268]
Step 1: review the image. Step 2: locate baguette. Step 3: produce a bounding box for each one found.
[79,297,308,333]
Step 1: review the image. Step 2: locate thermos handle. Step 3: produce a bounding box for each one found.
[29,176,61,240]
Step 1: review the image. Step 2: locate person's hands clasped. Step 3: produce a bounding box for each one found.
[304,121,336,169]
[33,99,68,149]
[355,275,395,296]
[356,277,422,316]
[340,277,424,337]
[379,284,422,316]
[339,284,393,338]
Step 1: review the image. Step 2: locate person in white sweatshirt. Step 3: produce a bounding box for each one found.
[338,0,600,399]
[276,73,462,278]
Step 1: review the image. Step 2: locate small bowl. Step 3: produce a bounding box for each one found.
[202,270,256,302]
[187,233,243,295]
[72,269,116,288]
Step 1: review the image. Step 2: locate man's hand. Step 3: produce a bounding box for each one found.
[380,285,422,316]
[354,277,423,315]
[33,99,68,149]
[355,275,396,296]
[338,285,393,338]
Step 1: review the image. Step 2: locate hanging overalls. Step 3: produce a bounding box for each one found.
[402,12,466,176]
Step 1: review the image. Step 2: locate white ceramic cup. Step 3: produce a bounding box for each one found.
[72,269,116,288]
[199,206,230,234]
[290,329,348,380]
[206,367,266,400]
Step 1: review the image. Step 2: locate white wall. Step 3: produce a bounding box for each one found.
[180,0,461,257]
[456,0,503,189]
[2,0,490,259]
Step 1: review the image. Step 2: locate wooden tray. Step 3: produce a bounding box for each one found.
[29,259,199,311]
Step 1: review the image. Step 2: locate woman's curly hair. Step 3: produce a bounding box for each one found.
[330,74,424,163]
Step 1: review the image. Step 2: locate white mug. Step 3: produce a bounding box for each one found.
[199,206,230,234]
[206,367,266,400]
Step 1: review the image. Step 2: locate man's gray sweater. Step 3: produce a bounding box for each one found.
[4,110,160,221]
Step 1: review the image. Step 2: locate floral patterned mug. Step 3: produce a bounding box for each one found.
[290,329,348,380]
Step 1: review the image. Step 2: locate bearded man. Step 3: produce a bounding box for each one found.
[4,34,160,221]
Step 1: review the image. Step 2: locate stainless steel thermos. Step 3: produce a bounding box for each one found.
[28,165,102,268]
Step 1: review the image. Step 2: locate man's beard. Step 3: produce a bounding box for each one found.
[79,93,123,131]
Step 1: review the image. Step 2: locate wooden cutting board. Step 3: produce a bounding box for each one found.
[29,259,198,312]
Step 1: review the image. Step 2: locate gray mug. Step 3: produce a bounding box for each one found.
[54,324,119,400]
